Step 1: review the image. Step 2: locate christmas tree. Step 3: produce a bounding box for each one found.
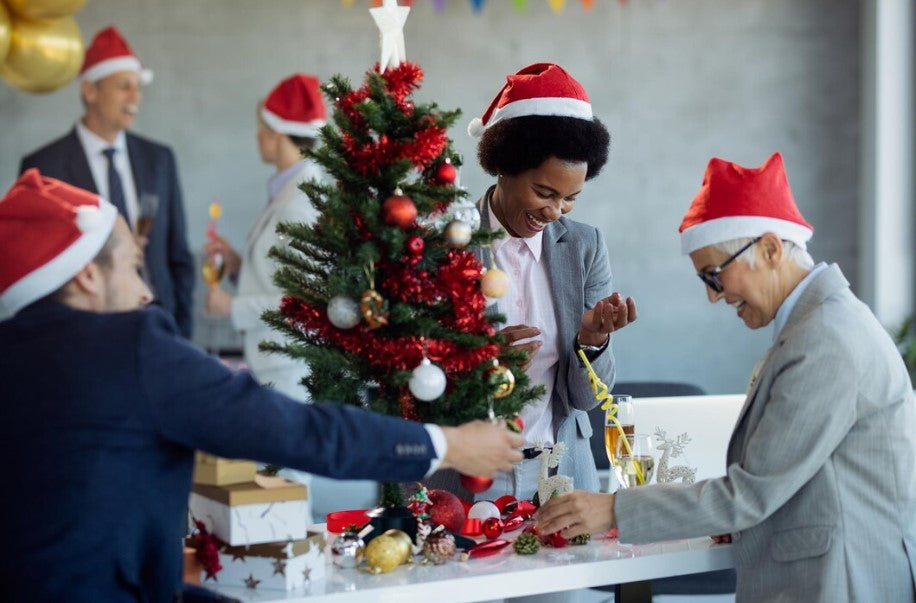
[261,2,541,506]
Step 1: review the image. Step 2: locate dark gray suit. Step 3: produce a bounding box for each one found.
[615,265,916,602]
[20,128,195,337]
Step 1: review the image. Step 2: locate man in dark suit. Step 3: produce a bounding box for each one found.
[0,169,525,602]
[19,25,195,337]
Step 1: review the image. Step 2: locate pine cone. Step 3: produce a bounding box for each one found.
[569,533,591,546]
[422,530,456,564]
[513,532,540,555]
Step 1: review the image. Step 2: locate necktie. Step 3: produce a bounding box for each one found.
[102,147,130,224]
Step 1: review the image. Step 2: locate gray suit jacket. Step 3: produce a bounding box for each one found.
[428,191,615,498]
[615,264,916,602]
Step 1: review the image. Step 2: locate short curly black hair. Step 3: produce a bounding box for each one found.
[477,115,610,180]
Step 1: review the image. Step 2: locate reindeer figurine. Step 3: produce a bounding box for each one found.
[537,441,573,504]
[654,428,697,484]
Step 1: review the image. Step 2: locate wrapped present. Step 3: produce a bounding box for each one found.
[205,533,326,591]
[189,475,308,546]
[193,452,257,486]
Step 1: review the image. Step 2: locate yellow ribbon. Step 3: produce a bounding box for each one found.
[577,349,645,485]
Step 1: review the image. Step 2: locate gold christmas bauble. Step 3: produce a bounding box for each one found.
[382,529,413,560]
[487,362,515,399]
[0,14,83,94]
[359,289,389,329]
[364,534,406,573]
[480,267,510,299]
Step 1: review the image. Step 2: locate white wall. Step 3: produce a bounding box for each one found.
[0,0,862,394]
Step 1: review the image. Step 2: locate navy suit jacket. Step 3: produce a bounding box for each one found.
[20,129,196,337]
[0,301,437,602]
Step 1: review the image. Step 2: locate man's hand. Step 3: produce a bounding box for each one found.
[578,292,638,347]
[203,234,241,280]
[536,490,616,539]
[499,324,541,370]
[205,286,232,317]
[439,420,524,476]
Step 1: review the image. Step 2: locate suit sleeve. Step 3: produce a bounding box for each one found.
[564,226,615,411]
[135,309,436,481]
[163,149,195,338]
[614,319,858,543]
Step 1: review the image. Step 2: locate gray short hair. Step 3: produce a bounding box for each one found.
[712,237,814,270]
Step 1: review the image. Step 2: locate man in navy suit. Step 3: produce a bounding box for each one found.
[19,26,195,337]
[0,170,524,602]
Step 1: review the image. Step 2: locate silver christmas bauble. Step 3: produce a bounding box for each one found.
[451,201,481,232]
[408,357,447,401]
[327,295,360,329]
[444,220,473,248]
[331,531,365,569]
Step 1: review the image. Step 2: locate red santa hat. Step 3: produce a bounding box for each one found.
[468,63,592,138]
[679,152,814,254]
[0,169,117,321]
[259,73,328,139]
[78,26,153,85]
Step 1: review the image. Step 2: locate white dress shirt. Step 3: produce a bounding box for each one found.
[75,121,140,228]
[488,203,560,447]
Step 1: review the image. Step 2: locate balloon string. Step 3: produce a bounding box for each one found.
[577,349,645,485]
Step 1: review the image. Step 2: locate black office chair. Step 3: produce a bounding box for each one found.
[588,381,737,598]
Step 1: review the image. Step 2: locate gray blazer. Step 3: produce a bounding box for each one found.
[615,264,916,602]
[427,191,616,498]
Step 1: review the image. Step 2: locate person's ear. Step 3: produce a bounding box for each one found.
[758,232,783,266]
[71,262,105,298]
[80,80,97,105]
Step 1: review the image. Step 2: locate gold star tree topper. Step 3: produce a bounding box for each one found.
[370,0,410,73]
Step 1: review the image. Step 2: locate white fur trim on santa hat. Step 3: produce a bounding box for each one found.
[80,56,153,85]
[680,215,814,255]
[0,201,117,321]
[260,107,326,139]
[468,97,592,138]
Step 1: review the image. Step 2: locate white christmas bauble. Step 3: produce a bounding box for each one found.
[467,500,500,522]
[408,358,447,401]
[451,200,481,232]
[444,220,472,248]
[327,295,360,329]
[481,267,510,299]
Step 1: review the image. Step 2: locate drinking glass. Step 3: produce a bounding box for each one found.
[613,433,655,488]
[604,394,634,491]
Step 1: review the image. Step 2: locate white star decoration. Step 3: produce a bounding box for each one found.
[370,0,410,73]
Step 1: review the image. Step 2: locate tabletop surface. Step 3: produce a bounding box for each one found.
[203,529,735,603]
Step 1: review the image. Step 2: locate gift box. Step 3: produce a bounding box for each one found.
[192,452,257,486]
[189,475,309,546]
[204,532,326,591]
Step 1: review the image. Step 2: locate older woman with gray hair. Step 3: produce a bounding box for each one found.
[537,152,916,602]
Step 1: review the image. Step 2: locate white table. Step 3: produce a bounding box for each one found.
[203,531,734,603]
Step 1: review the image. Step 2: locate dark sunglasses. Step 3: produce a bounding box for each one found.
[696,237,761,293]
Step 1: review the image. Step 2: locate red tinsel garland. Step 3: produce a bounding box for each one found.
[191,519,223,581]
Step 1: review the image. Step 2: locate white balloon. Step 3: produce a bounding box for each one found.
[408,357,446,401]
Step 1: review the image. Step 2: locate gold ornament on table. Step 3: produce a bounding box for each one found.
[486,359,515,399]
[4,0,86,20]
[363,531,410,574]
[0,14,84,94]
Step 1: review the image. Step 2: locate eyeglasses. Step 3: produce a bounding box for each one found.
[696,237,761,293]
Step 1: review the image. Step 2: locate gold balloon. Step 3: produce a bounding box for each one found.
[0,15,83,94]
[0,3,10,63]
[5,0,87,20]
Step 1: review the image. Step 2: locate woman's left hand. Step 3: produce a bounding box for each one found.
[578,292,638,346]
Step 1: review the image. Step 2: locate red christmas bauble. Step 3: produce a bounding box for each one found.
[459,473,494,493]
[383,193,417,229]
[406,235,425,255]
[435,161,458,184]
[482,517,504,539]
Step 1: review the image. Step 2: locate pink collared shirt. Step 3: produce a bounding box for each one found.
[489,204,559,447]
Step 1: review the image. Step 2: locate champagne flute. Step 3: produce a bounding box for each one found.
[201,201,225,286]
[604,394,634,491]
[613,433,656,488]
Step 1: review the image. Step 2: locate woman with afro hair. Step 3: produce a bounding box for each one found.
[432,63,637,504]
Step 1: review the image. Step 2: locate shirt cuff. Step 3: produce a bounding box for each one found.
[423,424,448,477]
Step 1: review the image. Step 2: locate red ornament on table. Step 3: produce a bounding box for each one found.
[482,517,504,539]
[459,473,494,493]
[435,160,457,184]
[466,539,510,558]
[382,189,417,229]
